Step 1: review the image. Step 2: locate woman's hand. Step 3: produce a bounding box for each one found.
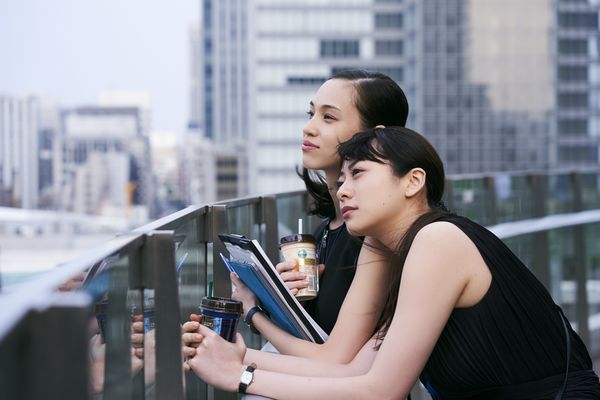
[275,260,308,295]
[182,314,204,366]
[187,325,247,392]
[230,272,258,315]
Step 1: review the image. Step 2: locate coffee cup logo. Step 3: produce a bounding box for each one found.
[297,249,308,259]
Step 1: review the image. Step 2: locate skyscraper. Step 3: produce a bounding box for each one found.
[0,95,60,209]
[196,0,600,195]
[59,106,154,222]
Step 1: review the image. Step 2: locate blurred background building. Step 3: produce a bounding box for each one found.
[196,0,600,197]
[1,0,600,227]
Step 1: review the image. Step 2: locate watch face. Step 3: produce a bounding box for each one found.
[241,370,253,385]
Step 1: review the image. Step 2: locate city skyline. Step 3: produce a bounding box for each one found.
[0,0,197,133]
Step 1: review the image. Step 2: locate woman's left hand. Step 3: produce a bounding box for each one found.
[230,272,258,316]
[187,324,247,392]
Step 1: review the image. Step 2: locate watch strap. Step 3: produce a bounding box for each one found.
[238,363,257,394]
[244,305,269,334]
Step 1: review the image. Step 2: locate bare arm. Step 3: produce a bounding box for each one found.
[245,238,389,362]
[191,223,482,399]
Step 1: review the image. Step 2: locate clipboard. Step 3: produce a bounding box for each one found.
[218,234,327,344]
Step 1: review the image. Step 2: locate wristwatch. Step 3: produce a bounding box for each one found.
[245,304,268,334]
[238,363,257,394]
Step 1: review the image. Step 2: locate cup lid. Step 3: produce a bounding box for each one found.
[200,296,243,314]
[279,233,316,246]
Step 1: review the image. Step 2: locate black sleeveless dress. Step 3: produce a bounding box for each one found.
[305,221,360,334]
[420,214,600,399]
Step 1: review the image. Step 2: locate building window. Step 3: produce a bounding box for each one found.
[558,145,598,163]
[320,40,360,58]
[375,40,403,56]
[558,119,588,135]
[375,13,403,29]
[558,39,588,55]
[558,65,588,81]
[558,12,598,29]
[558,92,588,108]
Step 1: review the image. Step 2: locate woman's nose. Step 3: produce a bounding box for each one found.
[303,117,317,137]
[336,181,351,201]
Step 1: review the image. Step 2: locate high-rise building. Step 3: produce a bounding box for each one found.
[197,0,600,195]
[555,0,600,168]
[59,106,153,222]
[0,95,60,209]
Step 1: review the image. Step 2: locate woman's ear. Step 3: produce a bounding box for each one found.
[405,168,426,198]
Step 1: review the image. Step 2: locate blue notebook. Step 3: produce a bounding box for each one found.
[220,255,304,339]
[218,234,327,344]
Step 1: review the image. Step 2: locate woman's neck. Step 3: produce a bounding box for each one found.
[375,204,431,251]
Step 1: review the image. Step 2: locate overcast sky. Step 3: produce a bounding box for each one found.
[0,0,198,133]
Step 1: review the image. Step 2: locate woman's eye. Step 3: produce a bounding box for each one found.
[306,110,314,119]
[350,168,363,176]
[335,180,344,188]
[323,114,336,121]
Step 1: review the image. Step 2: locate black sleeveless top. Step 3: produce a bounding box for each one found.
[305,221,360,334]
[420,214,600,399]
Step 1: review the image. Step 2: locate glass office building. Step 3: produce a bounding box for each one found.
[198,0,600,193]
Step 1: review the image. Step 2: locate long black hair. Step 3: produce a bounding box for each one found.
[338,126,450,346]
[302,69,409,219]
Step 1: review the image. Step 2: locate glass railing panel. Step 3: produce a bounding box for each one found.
[447,178,489,224]
[276,191,311,238]
[546,173,576,214]
[227,201,260,240]
[581,172,600,210]
[78,254,145,399]
[495,174,534,223]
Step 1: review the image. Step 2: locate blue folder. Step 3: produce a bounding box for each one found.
[220,256,303,339]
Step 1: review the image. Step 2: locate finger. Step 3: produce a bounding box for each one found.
[230,272,245,288]
[134,347,144,358]
[189,314,201,322]
[280,271,307,282]
[131,333,144,346]
[275,261,296,274]
[197,324,219,338]
[182,333,203,346]
[182,346,197,357]
[182,321,200,333]
[131,321,144,333]
[317,263,326,275]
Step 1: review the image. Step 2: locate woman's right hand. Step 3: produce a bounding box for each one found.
[275,260,308,295]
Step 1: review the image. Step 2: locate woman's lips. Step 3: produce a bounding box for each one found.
[341,206,357,218]
[302,140,319,152]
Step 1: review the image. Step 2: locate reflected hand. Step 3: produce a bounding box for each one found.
[187,325,247,392]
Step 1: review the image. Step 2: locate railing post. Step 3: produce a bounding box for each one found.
[445,178,455,212]
[104,258,135,400]
[528,173,550,290]
[261,196,280,264]
[483,176,497,226]
[208,205,230,298]
[142,230,184,400]
[18,293,91,400]
[570,172,590,346]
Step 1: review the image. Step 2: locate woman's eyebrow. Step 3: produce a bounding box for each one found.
[309,101,342,112]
